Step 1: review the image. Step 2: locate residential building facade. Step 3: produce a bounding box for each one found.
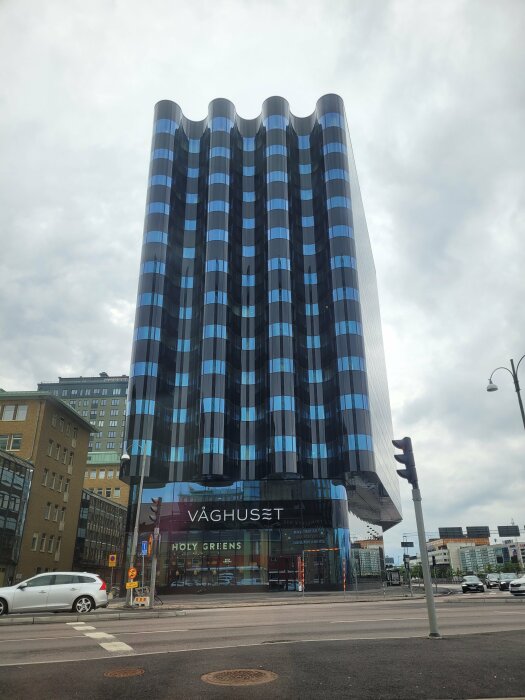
[123,94,401,591]
[0,450,33,585]
[0,392,93,580]
[37,374,130,507]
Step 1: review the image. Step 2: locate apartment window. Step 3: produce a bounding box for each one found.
[107,431,116,438]
[64,479,70,494]
[10,435,22,450]
[90,470,96,479]
[53,505,59,522]
[107,470,114,479]
[59,418,65,432]
[40,534,47,552]
[62,448,68,464]
[55,444,61,460]
[41,468,49,486]
[98,421,104,427]
[99,469,106,479]
[44,502,51,520]
[96,488,103,496]
[110,409,119,416]
[0,435,8,450]
[95,442,101,449]
[68,452,74,466]
[105,488,112,498]
[50,473,56,489]
[0,404,27,421]
[114,488,121,498]
[48,535,55,554]
[109,420,117,427]
[31,533,39,551]
[51,414,58,427]
[113,389,121,396]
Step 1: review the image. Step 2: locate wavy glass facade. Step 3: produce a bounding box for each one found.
[124,95,401,591]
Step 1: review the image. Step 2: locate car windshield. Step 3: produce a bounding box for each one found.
[464,576,480,582]
[501,574,516,580]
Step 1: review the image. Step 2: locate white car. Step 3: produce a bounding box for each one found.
[0,572,108,615]
[509,575,525,596]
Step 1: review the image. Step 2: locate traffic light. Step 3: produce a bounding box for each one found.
[149,497,162,526]
[392,436,418,488]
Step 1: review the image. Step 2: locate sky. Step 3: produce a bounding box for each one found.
[1,0,524,563]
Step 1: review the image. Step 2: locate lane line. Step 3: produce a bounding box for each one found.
[99,641,134,653]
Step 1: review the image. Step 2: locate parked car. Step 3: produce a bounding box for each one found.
[0,572,108,616]
[461,575,485,593]
[499,573,519,591]
[509,575,525,596]
[485,574,500,589]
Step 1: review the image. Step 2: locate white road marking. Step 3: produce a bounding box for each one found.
[84,632,114,640]
[71,625,95,631]
[99,641,134,653]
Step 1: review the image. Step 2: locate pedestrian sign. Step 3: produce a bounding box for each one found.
[141,540,148,556]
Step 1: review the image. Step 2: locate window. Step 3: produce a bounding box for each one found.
[338,355,365,372]
[142,260,166,275]
[107,431,116,438]
[268,227,289,240]
[333,287,359,302]
[240,445,256,460]
[242,305,256,318]
[335,320,362,336]
[114,488,121,498]
[268,257,290,271]
[204,290,227,305]
[207,229,228,242]
[203,324,227,339]
[242,337,255,350]
[150,174,172,187]
[203,437,224,453]
[131,362,158,377]
[242,245,255,257]
[0,404,27,421]
[311,443,328,459]
[340,394,369,410]
[39,534,47,552]
[301,216,314,228]
[152,148,174,161]
[308,369,323,383]
[145,230,168,245]
[267,171,289,185]
[305,303,319,316]
[90,470,96,479]
[268,323,293,337]
[303,244,316,256]
[186,193,198,204]
[105,488,112,498]
[179,306,192,319]
[269,357,294,373]
[264,114,289,130]
[243,165,255,176]
[202,398,225,413]
[110,409,119,416]
[242,274,255,286]
[53,505,59,521]
[31,533,38,551]
[310,405,326,420]
[330,255,356,270]
[206,259,228,273]
[208,200,230,213]
[48,535,55,553]
[325,168,349,182]
[241,371,255,384]
[0,435,8,450]
[173,408,187,422]
[183,248,195,259]
[210,146,231,159]
[300,189,313,200]
[187,167,199,178]
[240,406,256,422]
[243,191,255,202]
[177,338,191,351]
[208,172,229,185]
[44,502,51,520]
[269,288,291,303]
[174,373,189,387]
[267,198,288,212]
[306,335,321,349]
[323,142,347,155]
[274,435,296,452]
[202,359,226,375]
[62,448,68,464]
[270,395,295,411]
[10,435,21,450]
[348,434,373,451]
[320,112,345,129]
[138,292,163,307]
[299,162,312,173]
[265,144,287,157]
[47,440,54,457]
[170,447,185,462]
[99,469,106,479]
[148,201,170,216]
[304,272,317,284]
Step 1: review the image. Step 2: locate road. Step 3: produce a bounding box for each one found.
[1,597,524,698]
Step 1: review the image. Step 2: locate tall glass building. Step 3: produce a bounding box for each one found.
[124,94,401,592]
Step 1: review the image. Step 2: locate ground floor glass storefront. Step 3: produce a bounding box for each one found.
[132,479,352,593]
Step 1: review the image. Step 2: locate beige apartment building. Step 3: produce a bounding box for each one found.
[0,391,93,580]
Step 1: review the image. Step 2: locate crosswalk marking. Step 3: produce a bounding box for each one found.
[66,622,135,654]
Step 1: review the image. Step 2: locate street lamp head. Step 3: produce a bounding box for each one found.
[486,380,498,393]
[120,451,131,464]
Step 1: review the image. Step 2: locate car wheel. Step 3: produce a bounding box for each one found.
[0,598,8,615]
[73,596,94,614]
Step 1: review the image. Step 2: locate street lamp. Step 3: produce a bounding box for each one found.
[486,355,525,431]
[121,440,148,606]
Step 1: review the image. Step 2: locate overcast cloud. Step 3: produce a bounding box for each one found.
[1,0,524,561]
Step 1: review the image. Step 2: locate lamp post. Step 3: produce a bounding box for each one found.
[486,355,525,431]
[121,441,148,606]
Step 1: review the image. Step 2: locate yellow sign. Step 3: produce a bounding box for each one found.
[108,554,117,567]
[128,567,137,580]
[125,581,139,589]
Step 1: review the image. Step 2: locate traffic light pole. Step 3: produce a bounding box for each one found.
[393,437,440,639]
[412,486,440,638]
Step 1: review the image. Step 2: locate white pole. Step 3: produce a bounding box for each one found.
[413,487,441,638]
[126,443,147,606]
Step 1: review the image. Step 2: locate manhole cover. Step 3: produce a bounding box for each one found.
[201,669,278,686]
[104,668,145,678]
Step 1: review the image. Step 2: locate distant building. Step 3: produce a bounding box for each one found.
[0,450,33,585]
[37,374,130,508]
[459,543,512,573]
[352,539,385,577]
[73,489,127,585]
[0,392,93,580]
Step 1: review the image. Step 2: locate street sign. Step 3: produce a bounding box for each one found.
[108,554,117,567]
[141,540,148,556]
[148,534,153,556]
[125,581,139,589]
[128,567,137,580]
[401,541,414,548]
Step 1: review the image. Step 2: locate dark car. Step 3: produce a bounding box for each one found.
[485,573,500,589]
[461,575,484,593]
[499,573,518,591]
